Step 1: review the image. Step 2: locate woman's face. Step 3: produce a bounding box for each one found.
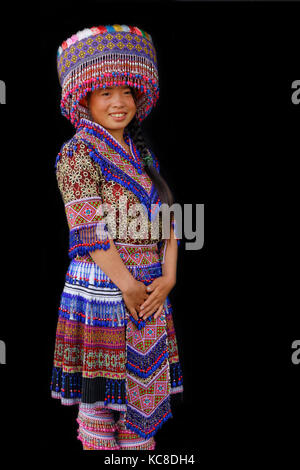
[83,85,137,132]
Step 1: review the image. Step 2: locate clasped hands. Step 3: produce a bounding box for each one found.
[122,275,176,322]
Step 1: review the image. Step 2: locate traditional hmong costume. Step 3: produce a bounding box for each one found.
[50,24,184,450]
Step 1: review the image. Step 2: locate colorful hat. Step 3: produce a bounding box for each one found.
[57,24,159,128]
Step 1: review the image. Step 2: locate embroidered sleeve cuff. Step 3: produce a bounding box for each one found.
[65,197,111,258]
[69,222,110,258]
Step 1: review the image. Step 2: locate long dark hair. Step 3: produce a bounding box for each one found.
[126,115,174,207]
[126,114,175,239]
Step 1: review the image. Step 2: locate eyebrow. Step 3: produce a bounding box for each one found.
[101,86,130,90]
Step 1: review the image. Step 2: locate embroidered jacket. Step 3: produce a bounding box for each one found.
[55,119,179,262]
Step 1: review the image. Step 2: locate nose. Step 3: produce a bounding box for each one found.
[110,89,127,108]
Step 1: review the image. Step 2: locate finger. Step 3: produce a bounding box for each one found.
[139,300,158,317]
[146,281,158,294]
[141,303,161,320]
[139,295,155,313]
[130,309,139,321]
[154,304,164,320]
[142,308,160,321]
[141,282,151,294]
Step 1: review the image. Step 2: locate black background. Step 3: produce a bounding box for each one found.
[0,0,299,463]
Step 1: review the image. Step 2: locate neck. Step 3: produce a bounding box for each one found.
[83,118,128,147]
[78,118,131,153]
[106,127,127,147]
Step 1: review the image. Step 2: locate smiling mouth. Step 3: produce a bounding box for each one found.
[110,113,127,117]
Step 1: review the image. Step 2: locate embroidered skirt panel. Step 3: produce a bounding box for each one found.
[50,242,183,439]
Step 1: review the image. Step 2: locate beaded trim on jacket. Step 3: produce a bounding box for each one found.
[56,118,162,224]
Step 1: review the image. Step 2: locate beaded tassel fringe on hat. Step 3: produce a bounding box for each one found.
[57,24,160,129]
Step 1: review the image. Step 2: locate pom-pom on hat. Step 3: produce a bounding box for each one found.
[57,24,159,128]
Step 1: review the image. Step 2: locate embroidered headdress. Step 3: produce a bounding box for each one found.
[57,24,159,128]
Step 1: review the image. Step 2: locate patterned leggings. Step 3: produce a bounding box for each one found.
[77,404,156,450]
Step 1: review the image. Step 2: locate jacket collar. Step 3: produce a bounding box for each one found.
[75,118,161,222]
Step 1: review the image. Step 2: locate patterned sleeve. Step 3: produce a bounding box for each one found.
[56,138,111,258]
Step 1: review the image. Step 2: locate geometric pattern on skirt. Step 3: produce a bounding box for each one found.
[50,243,183,440]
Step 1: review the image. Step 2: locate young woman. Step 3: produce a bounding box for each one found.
[50,24,183,451]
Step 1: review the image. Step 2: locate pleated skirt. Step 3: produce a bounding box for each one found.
[50,242,184,439]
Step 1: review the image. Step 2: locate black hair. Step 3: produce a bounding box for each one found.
[126,115,174,206]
